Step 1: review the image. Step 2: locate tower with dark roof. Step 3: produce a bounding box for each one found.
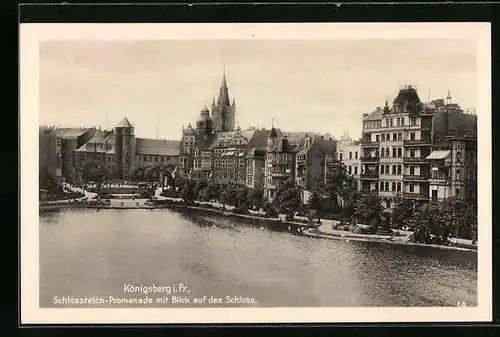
[114,117,136,179]
[196,104,214,136]
[211,71,236,132]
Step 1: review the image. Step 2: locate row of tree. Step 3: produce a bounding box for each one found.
[82,159,477,244]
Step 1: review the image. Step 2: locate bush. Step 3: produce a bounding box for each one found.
[232,207,250,215]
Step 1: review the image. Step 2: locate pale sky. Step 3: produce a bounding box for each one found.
[39,39,477,140]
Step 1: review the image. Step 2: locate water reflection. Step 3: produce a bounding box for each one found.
[39,208,477,308]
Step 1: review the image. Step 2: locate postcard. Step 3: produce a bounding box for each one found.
[21,22,492,324]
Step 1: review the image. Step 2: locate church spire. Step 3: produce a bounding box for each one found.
[217,70,230,106]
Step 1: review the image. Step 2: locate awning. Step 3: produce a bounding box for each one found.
[426,150,451,160]
[225,151,235,156]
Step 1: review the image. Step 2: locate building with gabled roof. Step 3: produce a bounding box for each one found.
[56,117,180,183]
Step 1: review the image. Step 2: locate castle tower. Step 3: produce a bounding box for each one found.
[196,104,213,135]
[114,117,136,180]
[211,71,236,132]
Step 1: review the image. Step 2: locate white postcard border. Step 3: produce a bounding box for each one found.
[20,22,492,324]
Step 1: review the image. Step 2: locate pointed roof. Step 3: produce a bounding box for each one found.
[269,127,278,138]
[116,117,133,128]
[217,72,231,106]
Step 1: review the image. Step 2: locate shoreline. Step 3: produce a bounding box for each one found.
[39,201,477,253]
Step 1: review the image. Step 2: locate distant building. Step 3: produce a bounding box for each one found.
[295,133,337,190]
[51,118,179,183]
[359,85,477,209]
[264,126,296,201]
[54,127,97,182]
[336,131,361,190]
[39,126,60,188]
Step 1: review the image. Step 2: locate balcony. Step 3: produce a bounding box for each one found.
[271,171,291,177]
[360,172,379,180]
[361,141,380,148]
[360,156,379,163]
[403,192,430,200]
[403,139,432,146]
[403,175,430,181]
[429,178,451,186]
[403,157,429,164]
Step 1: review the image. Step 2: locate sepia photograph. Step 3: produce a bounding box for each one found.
[21,23,492,324]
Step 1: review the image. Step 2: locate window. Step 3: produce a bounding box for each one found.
[385,182,389,191]
[339,153,343,161]
[397,118,401,126]
[348,166,352,174]
[392,165,397,175]
[410,132,415,140]
[409,184,415,192]
[390,118,394,127]
[386,165,390,173]
[392,182,396,191]
[397,133,402,141]
[397,182,402,192]
[410,149,416,157]
[381,148,384,157]
[376,135,380,142]
[401,118,405,126]
[393,133,397,141]
[397,148,402,157]
[410,117,417,126]
[392,148,397,157]
[397,165,402,175]
[381,134,385,141]
[410,166,415,175]
[380,181,385,191]
[386,148,390,157]
[354,166,358,175]
[349,151,352,159]
[456,151,461,161]
[380,165,385,174]
[355,151,358,159]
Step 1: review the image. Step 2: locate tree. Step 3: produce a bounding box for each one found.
[438,196,477,241]
[235,184,250,210]
[180,179,198,204]
[409,204,438,244]
[339,177,361,218]
[133,163,164,200]
[307,190,323,212]
[206,181,222,201]
[321,163,349,204]
[248,186,265,210]
[273,178,302,220]
[353,193,383,231]
[391,194,414,229]
[220,183,237,208]
[82,159,109,201]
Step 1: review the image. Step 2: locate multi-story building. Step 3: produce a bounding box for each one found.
[360,85,477,209]
[294,133,337,203]
[54,127,97,182]
[427,92,477,204]
[39,126,60,189]
[264,127,296,201]
[336,131,361,190]
[52,117,179,183]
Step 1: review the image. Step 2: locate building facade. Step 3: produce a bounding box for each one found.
[39,126,61,189]
[360,85,477,209]
[51,118,180,183]
[264,127,296,201]
[336,131,361,190]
